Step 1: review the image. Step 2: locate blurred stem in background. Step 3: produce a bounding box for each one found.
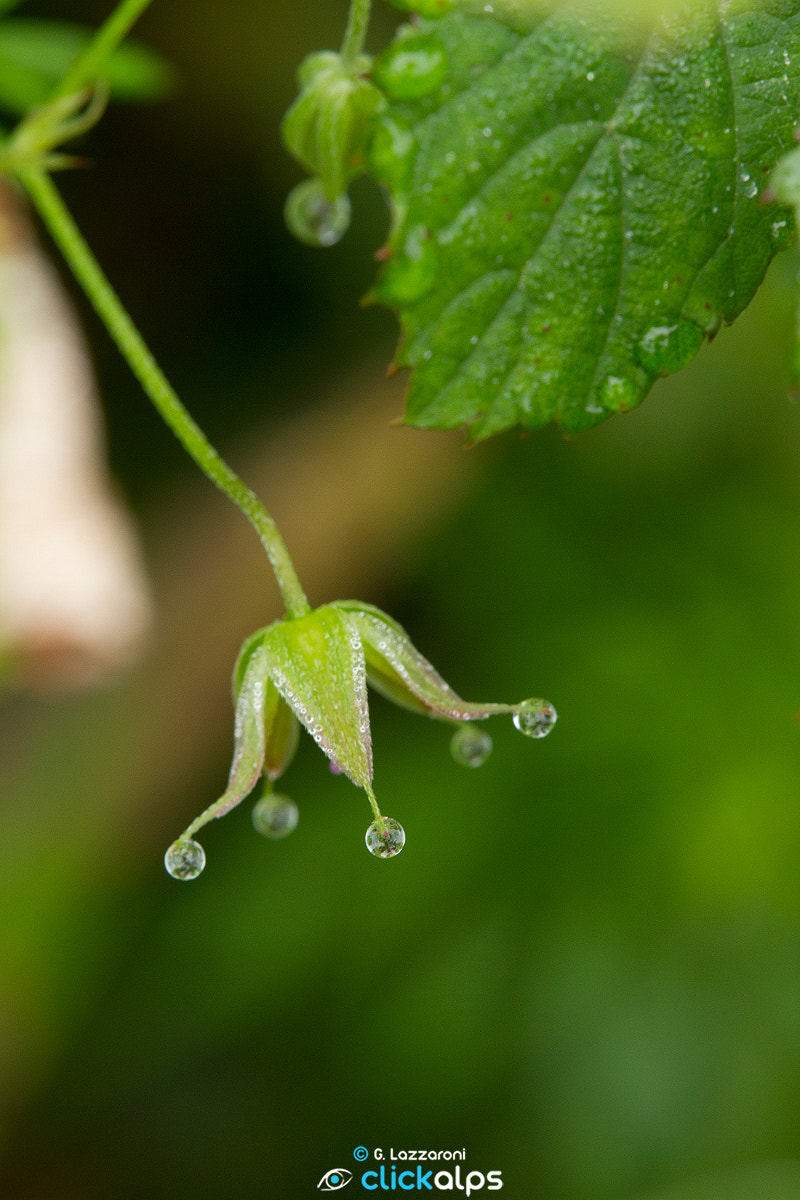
[49,0,156,99]
[17,165,311,619]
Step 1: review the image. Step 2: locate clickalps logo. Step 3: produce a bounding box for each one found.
[317,1148,503,1194]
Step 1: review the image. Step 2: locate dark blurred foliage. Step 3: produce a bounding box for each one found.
[3,3,800,1199]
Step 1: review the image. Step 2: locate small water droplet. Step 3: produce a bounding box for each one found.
[600,373,640,411]
[513,699,558,739]
[285,179,350,248]
[164,838,206,880]
[252,794,299,839]
[365,817,405,858]
[450,725,492,768]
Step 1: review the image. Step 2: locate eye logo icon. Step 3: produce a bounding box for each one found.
[317,1168,353,1191]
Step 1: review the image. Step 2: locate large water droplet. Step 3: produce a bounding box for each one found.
[378,223,438,305]
[164,838,206,880]
[252,793,299,839]
[599,373,642,412]
[285,178,351,247]
[365,816,405,858]
[372,35,447,100]
[638,318,704,375]
[513,699,558,739]
[450,725,492,767]
[368,114,417,189]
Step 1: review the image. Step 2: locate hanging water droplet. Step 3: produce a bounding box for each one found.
[450,725,493,767]
[164,838,206,880]
[513,699,558,739]
[252,793,300,839]
[285,178,351,247]
[365,816,405,858]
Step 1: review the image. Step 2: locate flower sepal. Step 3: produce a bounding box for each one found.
[165,599,556,879]
[330,599,549,725]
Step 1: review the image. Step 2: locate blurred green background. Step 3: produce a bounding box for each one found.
[3,1,800,1197]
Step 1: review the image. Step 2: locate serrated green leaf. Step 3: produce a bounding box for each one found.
[0,19,173,114]
[369,0,800,438]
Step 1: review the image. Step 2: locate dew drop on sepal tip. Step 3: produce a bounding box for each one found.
[365,816,405,857]
[164,838,206,880]
[513,699,558,738]
[285,178,351,247]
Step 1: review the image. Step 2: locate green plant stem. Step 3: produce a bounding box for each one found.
[340,0,372,67]
[51,0,156,100]
[17,165,311,619]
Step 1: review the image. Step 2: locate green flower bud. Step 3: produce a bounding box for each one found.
[281,50,385,203]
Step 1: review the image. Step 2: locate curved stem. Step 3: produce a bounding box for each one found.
[17,166,311,619]
[340,0,372,67]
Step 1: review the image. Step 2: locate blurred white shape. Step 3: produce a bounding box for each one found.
[0,184,151,688]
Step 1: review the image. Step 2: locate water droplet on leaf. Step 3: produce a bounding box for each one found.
[599,373,642,412]
[373,35,447,100]
[377,223,438,304]
[638,319,704,374]
[285,178,351,247]
[368,114,417,189]
[365,816,406,857]
[252,793,300,839]
[513,699,558,739]
[450,725,492,767]
[164,838,206,880]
